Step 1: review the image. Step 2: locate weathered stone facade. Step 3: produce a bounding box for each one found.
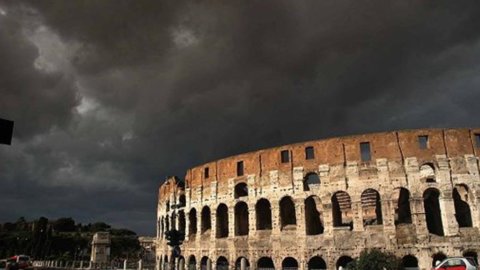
[156,128,480,270]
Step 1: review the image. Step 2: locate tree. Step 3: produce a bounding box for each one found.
[347,249,400,270]
[53,218,76,232]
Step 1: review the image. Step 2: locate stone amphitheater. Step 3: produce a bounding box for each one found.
[156,128,480,270]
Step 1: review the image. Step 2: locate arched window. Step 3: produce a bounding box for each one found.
[303,173,320,191]
[179,195,186,207]
[432,252,447,267]
[332,191,353,229]
[179,210,186,233]
[308,256,327,270]
[166,215,170,231]
[188,255,196,270]
[423,188,444,236]
[420,163,436,182]
[201,257,211,270]
[217,256,229,270]
[166,201,170,212]
[280,196,296,230]
[361,189,382,225]
[234,182,248,198]
[257,257,274,270]
[201,206,211,234]
[395,188,412,225]
[235,257,250,270]
[282,257,298,270]
[401,255,418,269]
[336,256,353,270]
[305,196,323,235]
[189,208,197,235]
[256,199,272,230]
[463,251,478,266]
[216,204,229,238]
[235,202,249,236]
[453,184,473,227]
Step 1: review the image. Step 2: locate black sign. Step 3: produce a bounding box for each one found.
[0,118,14,145]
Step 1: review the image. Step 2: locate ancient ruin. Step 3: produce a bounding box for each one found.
[156,128,480,270]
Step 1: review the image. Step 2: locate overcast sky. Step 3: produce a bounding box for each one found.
[1,0,480,235]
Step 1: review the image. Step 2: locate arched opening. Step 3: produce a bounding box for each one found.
[164,255,169,270]
[189,208,197,235]
[280,196,296,230]
[303,173,320,191]
[463,251,478,266]
[201,206,211,234]
[257,257,274,270]
[235,257,250,270]
[361,189,383,225]
[332,191,353,229]
[308,256,327,270]
[282,257,298,270]
[453,184,473,227]
[401,255,419,269]
[235,202,249,236]
[420,163,436,183]
[423,188,444,236]
[305,196,324,235]
[432,252,447,267]
[188,255,196,270]
[179,195,186,207]
[256,199,272,230]
[201,257,211,270]
[166,201,170,212]
[166,215,170,231]
[217,256,229,270]
[395,188,412,225]
[234,182,248,199]
[216,204,229,238]
[336,256,353,269]
[179,211,186,233]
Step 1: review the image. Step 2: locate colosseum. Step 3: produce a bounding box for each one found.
[156,128,480,270]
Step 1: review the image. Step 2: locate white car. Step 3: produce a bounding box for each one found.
[432,257,479,270]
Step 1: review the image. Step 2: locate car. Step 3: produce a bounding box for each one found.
[1,259,7,270]
[5,256,31,270]
[432,257,479,270]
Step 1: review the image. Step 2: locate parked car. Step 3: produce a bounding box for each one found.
[6,256,31,270]
[1,259,7,270]
[433,257,479,270]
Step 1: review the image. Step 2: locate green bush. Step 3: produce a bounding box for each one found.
[347,249,401,270]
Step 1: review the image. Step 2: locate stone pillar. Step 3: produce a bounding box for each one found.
[293,167,304,193]
[381,197,396,247]
[296,198,306,236]
[411,196,428,238]
[206,259,212,270]
[138,259,143,270]
[439,190,459,236]
[271,203,281,235]
[322,202,333,235]
[352,201,364,232]
[211,206,217,240]
[185,210,190,241]
[248,202,256,235]
[240,258,247,270]
[228,207,235,238]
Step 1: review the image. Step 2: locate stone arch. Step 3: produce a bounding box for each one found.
[332,191,353,229]
[395,188,412,225]
[423,188,444,236]
[420,163,436,183]
[189,208,197,235]
[217,256,229,270]
[188,255,196,270]
[336,256,353,269]
[257,257,274,270]
[179,210,186,233]
[235,201,249,236]
[432,252,447,267]
[361,188,383,225]
[282,257,298,270]
[453,184,473,227]
[280,196,297,230]
[308,256,327,270]
[303,172,320,191]
[305,196,324,235]
[256,198,272,230]
[216,204,229,238]
[201,206,211,234]
[401,255,418,269]
[234,182,248,199]
[234,257,250,270]
[201,257,211,270]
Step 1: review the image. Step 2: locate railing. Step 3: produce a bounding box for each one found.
[33,260,152,270]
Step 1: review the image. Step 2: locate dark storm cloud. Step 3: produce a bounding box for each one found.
[1,0,480,234]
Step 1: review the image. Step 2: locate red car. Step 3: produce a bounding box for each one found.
[6,255,31,270]
[433,257,479,270]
